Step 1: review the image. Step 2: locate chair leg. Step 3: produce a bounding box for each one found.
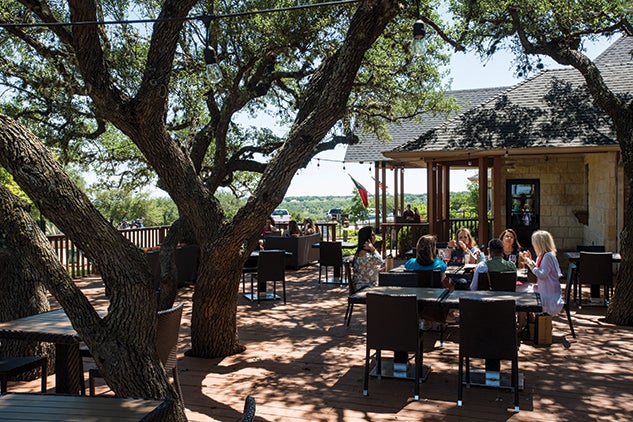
[41,358,48,393]
[172,367,185,408]
[457,354,463,406]
[282,279,286,304]
[363,347,370,396]
[344,302,354,326]
[512,358,519,412]
[414,347,420,401]
[565,303,576,338]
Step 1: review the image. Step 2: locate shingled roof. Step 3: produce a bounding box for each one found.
[389,36,632,156]
[343,86,508,163]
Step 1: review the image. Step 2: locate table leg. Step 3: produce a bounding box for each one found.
[55,343,81,395]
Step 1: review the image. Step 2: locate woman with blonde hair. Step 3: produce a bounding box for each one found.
[524,230,564,316]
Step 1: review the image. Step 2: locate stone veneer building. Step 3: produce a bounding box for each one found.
[345,36,632,253]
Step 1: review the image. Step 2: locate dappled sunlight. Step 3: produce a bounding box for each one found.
[16,267,633,421]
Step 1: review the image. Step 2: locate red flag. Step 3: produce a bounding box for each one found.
[349,175,369,208]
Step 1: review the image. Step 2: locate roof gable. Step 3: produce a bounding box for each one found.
[393,63,631,154]
[344,87,508,162]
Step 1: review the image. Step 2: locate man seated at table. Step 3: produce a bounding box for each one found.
[470,239,517,290]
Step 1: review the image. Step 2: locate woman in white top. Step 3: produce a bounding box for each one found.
[524,230,564,315]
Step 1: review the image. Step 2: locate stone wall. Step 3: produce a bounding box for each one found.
[498,152,621,254]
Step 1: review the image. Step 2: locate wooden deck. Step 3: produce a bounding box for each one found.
[10,265,633,421]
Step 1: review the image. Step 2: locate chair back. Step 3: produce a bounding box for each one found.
[257,250,286,282]
[416,270,443,288]
[379,272,419,287]
[319,241,343,266]
[459,298,517,360]
[480,271,517,292]
[576,245,605,252]
[366,293,419,351]
[157,302,184,372]
[578,251,613,286]
[379,270,442,288]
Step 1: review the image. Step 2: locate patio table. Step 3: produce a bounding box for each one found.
[0,309,82,394]
[0,393,170,421]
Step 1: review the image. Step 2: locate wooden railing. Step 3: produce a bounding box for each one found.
[47,226,170,277]
[376,217,493,258]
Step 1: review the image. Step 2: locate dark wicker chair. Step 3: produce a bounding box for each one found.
[89,303,184,407]
[379,270,447,346]
[458,298,519,412]
[240,395,256,422]
[577,251,613,307]
[569,245,605,302]
[479,271,517,292]
[250,250,286,304]
[0,356,47,394]
[363,293,423,400]
[318,241,343,285]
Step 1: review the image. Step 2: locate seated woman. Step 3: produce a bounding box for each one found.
[301,217,319,235]
[447,227,480,265]
[405,234,448,287]
[261,217,279,236]
[499,228,526,268]
[285,220,301,237]
[351,226,384,292]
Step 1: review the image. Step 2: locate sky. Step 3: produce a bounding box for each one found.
[281,36,616,197]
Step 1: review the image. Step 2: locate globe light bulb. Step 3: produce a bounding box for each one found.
[412,19,426,57]
[204,46,223,84]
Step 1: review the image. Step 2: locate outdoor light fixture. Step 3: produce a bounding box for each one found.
[412,19,426,56]
[411,0,425,57]
[204,45,223,83]
[201,15,222,84]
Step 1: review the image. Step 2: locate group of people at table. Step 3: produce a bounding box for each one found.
[351,225,565,333]
[261,217,319,237]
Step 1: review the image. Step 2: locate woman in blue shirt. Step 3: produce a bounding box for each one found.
[405,235,448,286]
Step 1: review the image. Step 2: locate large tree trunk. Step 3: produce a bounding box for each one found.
[606,117,633,325]
[188,244,246,358]
[0,213,54,379]
[0,117,186,420]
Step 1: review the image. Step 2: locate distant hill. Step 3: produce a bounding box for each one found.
[279,194,428,222]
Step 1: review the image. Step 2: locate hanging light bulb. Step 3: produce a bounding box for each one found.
[412,19,426,57]
[204,46,223,83]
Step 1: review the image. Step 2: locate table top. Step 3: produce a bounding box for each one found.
[443,289,542,313]
[349,286,449,305]
[0,309,79,344]
[250,250,293,257]
[311,241,357,249]
[563,251,621,262]
[349,285,542,312]
[0,393,169,421]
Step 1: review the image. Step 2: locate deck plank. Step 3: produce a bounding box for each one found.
[10,266,633,421]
